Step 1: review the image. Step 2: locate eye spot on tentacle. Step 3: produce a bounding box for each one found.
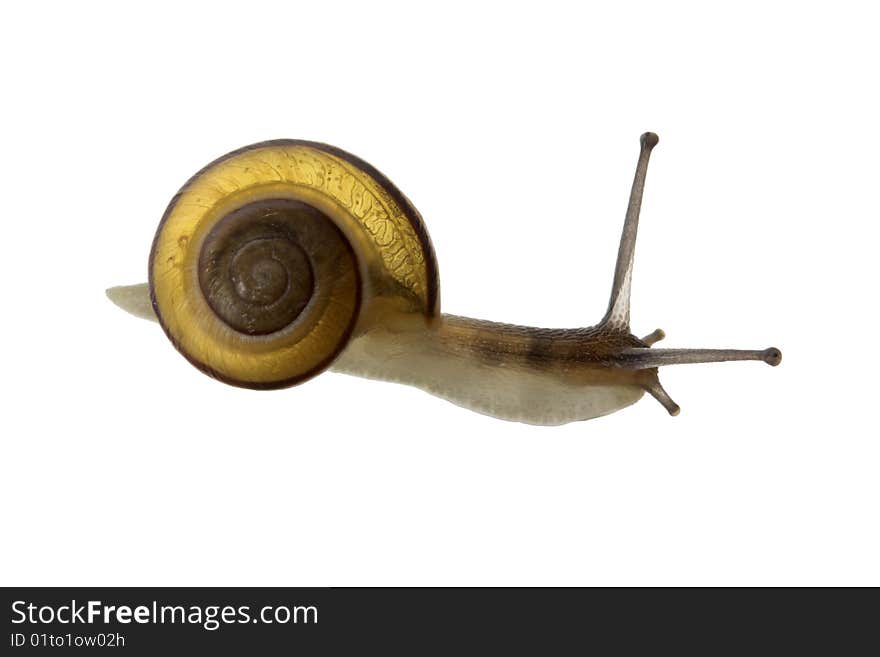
[762,347,782,366]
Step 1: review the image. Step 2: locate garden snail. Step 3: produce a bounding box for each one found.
[107,133,781,425]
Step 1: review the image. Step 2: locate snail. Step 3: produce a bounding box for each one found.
[107,133,781,425]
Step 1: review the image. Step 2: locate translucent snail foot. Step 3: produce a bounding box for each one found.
[106,283,155,322]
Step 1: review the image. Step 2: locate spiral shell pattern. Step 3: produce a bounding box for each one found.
[149,140,438,388]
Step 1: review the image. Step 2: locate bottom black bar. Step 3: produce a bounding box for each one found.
[1,588,874,654]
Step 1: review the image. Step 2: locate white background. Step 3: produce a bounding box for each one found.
[1,1,877,586]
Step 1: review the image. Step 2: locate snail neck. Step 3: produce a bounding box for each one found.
[328,313,646,426]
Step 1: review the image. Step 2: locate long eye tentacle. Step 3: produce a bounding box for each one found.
[602,132,659,331]
[617,347,783,369]
[626,344,780,416]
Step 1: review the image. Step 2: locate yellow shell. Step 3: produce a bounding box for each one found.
[149,140,439,388]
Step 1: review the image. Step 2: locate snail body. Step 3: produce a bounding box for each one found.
[331,317,651,425]
[108,134,781,425]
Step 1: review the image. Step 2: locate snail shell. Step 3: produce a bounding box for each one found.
[149,140,439,389]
